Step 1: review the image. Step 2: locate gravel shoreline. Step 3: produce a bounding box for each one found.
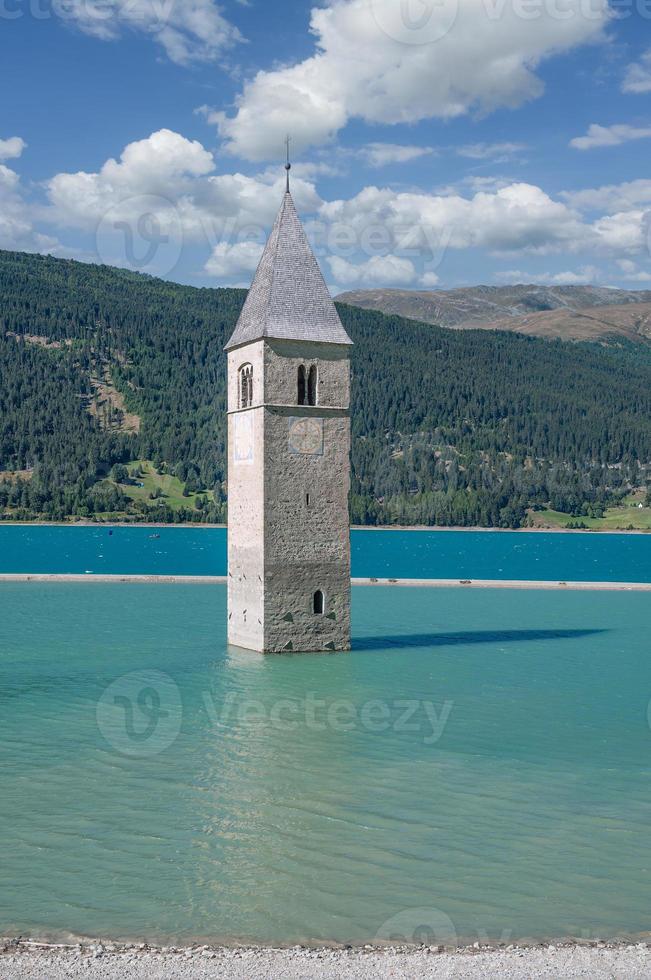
[2,940,651,979]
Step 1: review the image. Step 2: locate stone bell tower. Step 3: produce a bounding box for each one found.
[225,172,353,654]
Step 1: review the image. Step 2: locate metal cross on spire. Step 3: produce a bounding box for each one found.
[285,134,292,193]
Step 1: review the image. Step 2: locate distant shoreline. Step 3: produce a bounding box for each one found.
[353,525,651,535]
[0,521,649,535]
[0,575,648,591]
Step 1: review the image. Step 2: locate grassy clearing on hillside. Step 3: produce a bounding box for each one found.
[90,460,216,519]
[118,461,214,512]
[532,496,651,531]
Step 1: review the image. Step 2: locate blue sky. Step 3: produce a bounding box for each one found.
[1,0,651,291]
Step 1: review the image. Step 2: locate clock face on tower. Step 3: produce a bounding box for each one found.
[288,417,324,456]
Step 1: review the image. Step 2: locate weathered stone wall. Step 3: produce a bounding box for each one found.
[227,343,265,651]
[263,409,351,652]
[264,339,350,407]
[227,340,351,653]
[228,341,265,412]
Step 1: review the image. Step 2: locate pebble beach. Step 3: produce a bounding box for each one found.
[2,941,651,980]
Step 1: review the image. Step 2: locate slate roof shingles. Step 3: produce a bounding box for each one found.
[225,192,353,350]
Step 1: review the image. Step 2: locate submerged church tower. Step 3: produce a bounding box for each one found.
[225,172,353,653]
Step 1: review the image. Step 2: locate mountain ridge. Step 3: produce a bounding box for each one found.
[336,284,651,342]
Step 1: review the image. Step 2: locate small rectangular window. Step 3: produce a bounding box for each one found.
[238,364,253,408]
[308,365,318,406]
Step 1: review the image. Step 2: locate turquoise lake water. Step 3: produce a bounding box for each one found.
[0,525,649,581]
[1,583,651,945]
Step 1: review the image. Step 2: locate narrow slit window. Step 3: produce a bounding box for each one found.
[313,590,324,615]
[239,363,253,408]
[307,365,318,406]
[297,365,307,405]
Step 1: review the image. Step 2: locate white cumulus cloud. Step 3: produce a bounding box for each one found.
[420,271,440,287]
[328,254,418,287]
[359,143,435,168]
[58,0,242,65]
[320,182,586,255]
[46,128,316,241]
[622,49,651,95]
[617,259,651,282]
[0,137,26,162]
[43,129,323,274]
[592,210,649,253]
[204,240,264,278]
[216,0,611,160]
[0,162,59,253]
[561,179,651,212]
[496,266,601,285]
[570,123,651,150]
[17,128,651,286]
[456,142,526,160]
[47,129,215,238]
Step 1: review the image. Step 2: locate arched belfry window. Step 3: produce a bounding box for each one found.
[238,363,253,408]
[313,590,325,615]
[307,365,318,406]
[297,364,307,405]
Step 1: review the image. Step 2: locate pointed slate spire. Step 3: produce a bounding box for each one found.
[224,190,353,350]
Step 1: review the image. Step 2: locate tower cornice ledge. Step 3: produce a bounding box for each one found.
[227,404,349,416]
[226,337,352,356]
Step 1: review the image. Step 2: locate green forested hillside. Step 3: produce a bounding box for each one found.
[1,249,650,527]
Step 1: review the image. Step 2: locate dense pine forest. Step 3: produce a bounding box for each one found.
[1,248,650,527]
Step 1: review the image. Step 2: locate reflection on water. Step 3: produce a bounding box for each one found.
[0,583,650,945]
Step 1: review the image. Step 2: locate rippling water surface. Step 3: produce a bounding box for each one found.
[1,584,650,944]
[0,525,649,581]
